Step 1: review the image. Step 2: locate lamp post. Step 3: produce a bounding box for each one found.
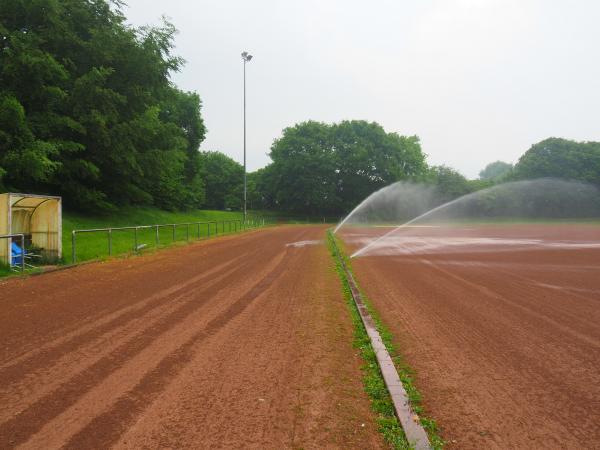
[241,51,253,224]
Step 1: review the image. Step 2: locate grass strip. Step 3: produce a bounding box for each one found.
[327,231,444,449]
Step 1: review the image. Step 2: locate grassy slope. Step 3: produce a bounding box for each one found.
[63,207,250,264]
[2,208,246,276]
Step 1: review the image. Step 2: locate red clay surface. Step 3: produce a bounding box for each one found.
[342,224,600,449]
[0,226,384,450]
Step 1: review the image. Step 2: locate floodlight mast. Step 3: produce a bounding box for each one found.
[241,51,253,223]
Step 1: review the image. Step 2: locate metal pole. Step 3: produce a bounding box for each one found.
[134,227,138,251]
[20,234,25,272]
[186,223,190,242]
[72,231,76,263]
[156,225,159,246]
[108,229,112,256]
[207,222,211,238]
[172,224,176,242]
[243,58,247,225]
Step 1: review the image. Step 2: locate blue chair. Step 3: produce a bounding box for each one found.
[11,242,39,270]
[11,242,24,267]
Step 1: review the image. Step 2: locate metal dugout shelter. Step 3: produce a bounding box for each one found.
[0,193,62,265]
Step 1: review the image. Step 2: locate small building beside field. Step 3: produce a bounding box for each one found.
[0,193,62,265]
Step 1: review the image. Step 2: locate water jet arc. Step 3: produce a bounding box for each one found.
[350,195,466,258]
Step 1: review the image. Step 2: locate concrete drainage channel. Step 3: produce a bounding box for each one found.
[330,236,432,450]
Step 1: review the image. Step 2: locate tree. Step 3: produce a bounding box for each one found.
[267,121,338,214]
[479,161,513,180]
[333,121,427,212]
[200,151,243,210]
[247,167,273,211]
[0,0,206,211]
[514,138,600,186]
[263,120,428,215]
[425,165,474,201]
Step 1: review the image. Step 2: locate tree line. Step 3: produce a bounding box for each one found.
[1,1,598,217]
[248,122,600,215]
[1,0,206,211]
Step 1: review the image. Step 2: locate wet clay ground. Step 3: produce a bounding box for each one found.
[345,224,600,449]
[0,226,385,450]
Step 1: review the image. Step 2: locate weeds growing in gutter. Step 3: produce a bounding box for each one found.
[327,231,444,449]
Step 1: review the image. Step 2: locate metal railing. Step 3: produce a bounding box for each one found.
[71,218,266,263]
[0,233,25,272]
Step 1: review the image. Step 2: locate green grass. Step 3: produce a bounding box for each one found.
[63,207,258,264]
[0,262,13,277]
[327,231,444,450]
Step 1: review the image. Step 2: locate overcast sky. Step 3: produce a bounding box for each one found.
[124,0,600,178]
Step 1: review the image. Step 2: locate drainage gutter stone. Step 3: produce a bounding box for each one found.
[331,237,432,450]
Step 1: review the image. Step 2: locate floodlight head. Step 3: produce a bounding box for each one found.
[241,51,248,58]
[241,51,253,62]
[247,54,253,61]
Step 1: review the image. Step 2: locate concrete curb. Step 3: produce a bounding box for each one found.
[330,236,432,450]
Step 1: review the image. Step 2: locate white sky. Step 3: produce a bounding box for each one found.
[124,0,600,178]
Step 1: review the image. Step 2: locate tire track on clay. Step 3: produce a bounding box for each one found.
[0,252,248,370]
[0,250,272,448]
[355,251,600,448]
[421,259,600,348]
[1,226,386,450]
[0,236,262,368]
[0,259,244,422]
[60,249,293,450]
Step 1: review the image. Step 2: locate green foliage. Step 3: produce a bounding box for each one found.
[479,161,513,180]
[200,151,244,210]
[63,206,245,264]
[514,138,600,186]
[260,120,428,215]
[425,165,474,201]
[0,0,206,211]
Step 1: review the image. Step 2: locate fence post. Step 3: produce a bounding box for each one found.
[155,225,159,246]
[108,229,112,256]
[134,227,138,251]
[72,231,76,263]
[172,224,176,242]
[186,223,190,242]
[20,234,25,272]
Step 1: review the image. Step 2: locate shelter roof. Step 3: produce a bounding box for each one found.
[5,193,62,210]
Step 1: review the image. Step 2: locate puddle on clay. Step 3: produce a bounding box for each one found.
[286,240,323,248]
